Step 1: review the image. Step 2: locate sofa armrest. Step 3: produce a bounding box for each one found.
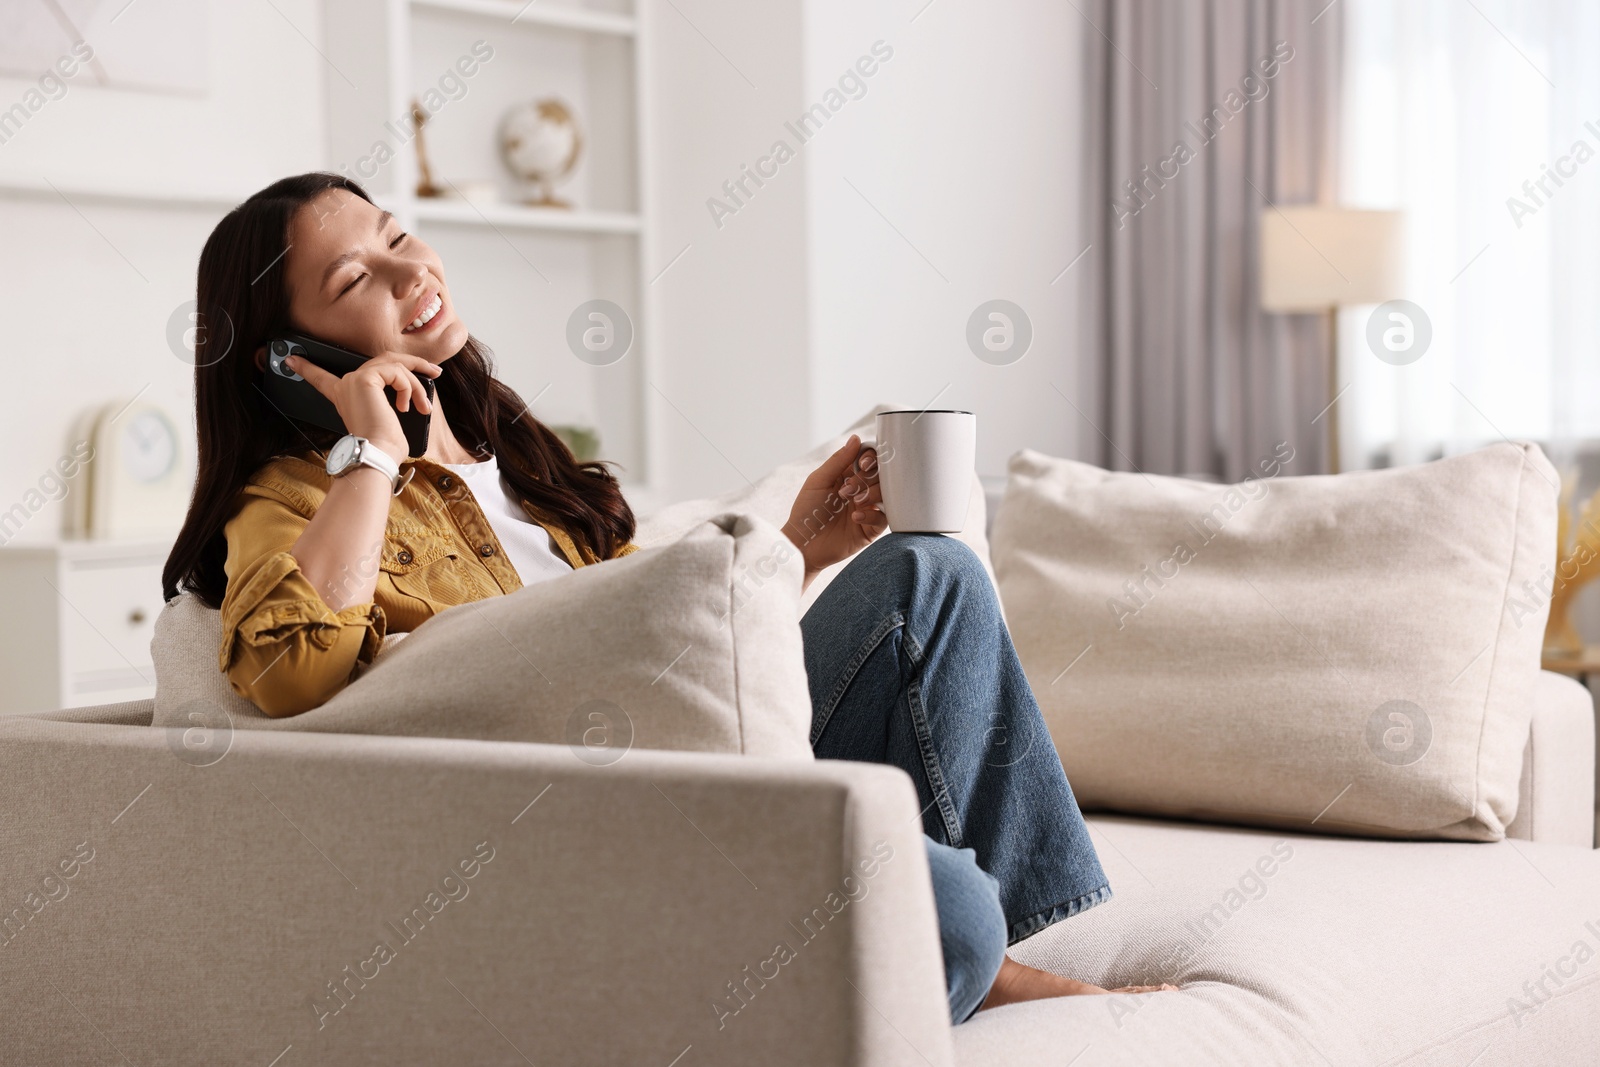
[1506,671,1596,847]
[0,719,954,1066]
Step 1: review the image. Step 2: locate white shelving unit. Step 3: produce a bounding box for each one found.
[0,0,661,501]
[326,0,659,497]
[410,197,641,234]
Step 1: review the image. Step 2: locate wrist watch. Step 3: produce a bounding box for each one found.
[326,434,409,495]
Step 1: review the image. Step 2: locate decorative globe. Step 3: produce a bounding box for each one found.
[498,98,583,208]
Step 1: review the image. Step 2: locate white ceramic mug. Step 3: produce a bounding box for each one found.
[859,410,976,533]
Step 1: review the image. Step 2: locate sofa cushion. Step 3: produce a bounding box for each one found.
[956,814,1600,1066]
[636,405,994,614]
[991,442,1557,841]
[152,514,814,760]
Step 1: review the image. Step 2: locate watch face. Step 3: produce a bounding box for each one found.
[327,436,358,474]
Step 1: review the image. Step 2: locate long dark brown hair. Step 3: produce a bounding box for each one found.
[163,172,634,607]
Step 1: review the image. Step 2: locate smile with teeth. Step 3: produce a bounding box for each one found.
[404,293,443,332]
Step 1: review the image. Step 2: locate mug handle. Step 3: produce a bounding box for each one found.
[853,432,878,475]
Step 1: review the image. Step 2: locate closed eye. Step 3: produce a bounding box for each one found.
[335,233,408,298]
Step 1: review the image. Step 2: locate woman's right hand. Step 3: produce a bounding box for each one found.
[284,351,441,463]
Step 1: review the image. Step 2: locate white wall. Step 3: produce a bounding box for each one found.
[0,0,326,545]
[642,0,815,502]
[645,0,1086,500]
[0,1,325,195]
[801,0,1085,478]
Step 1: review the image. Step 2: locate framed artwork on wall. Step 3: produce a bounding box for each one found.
[0,0,208,96]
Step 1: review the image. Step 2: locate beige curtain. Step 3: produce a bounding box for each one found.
[1077,0,1343,478]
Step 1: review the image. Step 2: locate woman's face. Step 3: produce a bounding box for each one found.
[279,188,468,363]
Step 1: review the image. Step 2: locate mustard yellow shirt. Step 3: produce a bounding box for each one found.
[219,450,637,716]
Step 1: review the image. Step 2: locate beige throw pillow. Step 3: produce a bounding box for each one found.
[990,442,1558,841]
[153,514,814,760]
[152,590,407,729]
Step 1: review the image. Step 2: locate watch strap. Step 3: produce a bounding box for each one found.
[331,436,407,494]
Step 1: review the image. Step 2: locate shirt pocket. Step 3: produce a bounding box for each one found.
[379,534,478,620]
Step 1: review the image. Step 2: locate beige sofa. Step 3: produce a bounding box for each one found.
[4,433,1598,1065]
[1,678,1592,1066]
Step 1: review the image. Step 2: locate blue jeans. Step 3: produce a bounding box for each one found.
[800,533,1111,1024]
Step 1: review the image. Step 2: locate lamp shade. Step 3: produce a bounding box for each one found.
[1260,207,1405,311]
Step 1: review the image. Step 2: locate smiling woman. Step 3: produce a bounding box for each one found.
[159,172,639,715]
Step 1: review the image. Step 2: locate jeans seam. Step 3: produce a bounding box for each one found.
[902,627,960,851]
[902,635,964,849]
[809,611,905,747]
[809,613,964,850]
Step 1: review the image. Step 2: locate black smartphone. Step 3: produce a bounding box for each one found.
[261,331,433,458]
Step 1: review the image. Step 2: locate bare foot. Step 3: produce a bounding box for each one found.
[979,957,1178,1011]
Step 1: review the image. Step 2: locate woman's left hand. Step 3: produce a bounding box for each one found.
[782,434,887,581]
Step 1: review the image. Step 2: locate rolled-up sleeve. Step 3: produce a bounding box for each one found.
[219,487,386,717]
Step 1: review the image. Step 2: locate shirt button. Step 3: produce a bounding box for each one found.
[396,549,413,565]
[479,544,496,558]
[438,475,454,490]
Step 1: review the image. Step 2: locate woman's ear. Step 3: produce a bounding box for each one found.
[252,345,267,372]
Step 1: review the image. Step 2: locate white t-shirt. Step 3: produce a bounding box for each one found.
[440,453,574,588]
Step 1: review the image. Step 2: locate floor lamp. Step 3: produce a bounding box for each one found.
[1260,207,1405,474]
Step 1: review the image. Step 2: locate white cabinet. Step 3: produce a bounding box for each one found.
[0,540,169,714]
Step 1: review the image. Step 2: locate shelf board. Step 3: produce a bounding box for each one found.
[410,0,637,36]
[0,180,639,236]
[0,176,243,212]
[411,197,640,234]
